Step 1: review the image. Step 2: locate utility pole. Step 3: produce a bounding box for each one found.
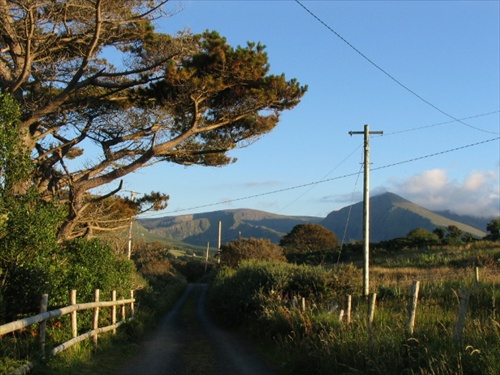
[217,221,222,264]
[349,124,383,297]
[204,242,210,274]
[125,190,141,260]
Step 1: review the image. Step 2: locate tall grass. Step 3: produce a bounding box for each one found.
[0,268,187,374]
[208,247,500,375]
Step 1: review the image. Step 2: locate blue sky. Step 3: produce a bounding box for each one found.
[117,0,499,219]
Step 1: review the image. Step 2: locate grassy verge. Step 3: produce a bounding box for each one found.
[207,247,500,375]
[2,279,187,375]
[167,284,218,375]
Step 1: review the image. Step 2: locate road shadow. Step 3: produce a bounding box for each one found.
[117,283,276,375]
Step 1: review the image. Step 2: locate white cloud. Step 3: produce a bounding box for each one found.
[389,169,500,218]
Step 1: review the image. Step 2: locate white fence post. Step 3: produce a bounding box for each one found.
[70,290,77,338]
[112,290,117,334]
[130,290,135,318]
[407,280,420,335]
[346,294,352,324]
[93,289,100,345]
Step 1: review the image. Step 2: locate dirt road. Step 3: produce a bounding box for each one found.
[116,284,277,375]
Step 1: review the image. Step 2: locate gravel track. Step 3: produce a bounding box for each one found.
[116,284,277,375]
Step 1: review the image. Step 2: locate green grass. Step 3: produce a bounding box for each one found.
[169,285,218,374]
[4,243,498,374]
[208,244,500,374]
[0,278,187,375]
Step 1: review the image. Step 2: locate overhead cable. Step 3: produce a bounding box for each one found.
[294,0,499,135]
[152,137,499,216]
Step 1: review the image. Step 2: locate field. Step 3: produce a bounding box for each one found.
[1,242,498,374]
[207,242,500,375]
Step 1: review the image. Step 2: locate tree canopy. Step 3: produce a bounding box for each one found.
[405,228,440,247]
[485,219,500,241]
[280,223,339,253]
[220,237,286,267]
[280,223,339,264]
[0,0,307,240]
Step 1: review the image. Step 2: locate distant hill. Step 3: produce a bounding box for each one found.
[320,192,487,242]
[433,210,492,233]
[138,192,489,245]
[139,209,322,247]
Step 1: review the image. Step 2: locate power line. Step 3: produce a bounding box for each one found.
[294,0,499,135]
[337,161,364,265]
[382,111,500,137]
[263,111,498,215]
[149,137,499,216]
[371,137,499,172]
[275,143,363,214]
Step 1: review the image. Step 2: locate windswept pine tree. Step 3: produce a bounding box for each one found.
[0,0,307,240]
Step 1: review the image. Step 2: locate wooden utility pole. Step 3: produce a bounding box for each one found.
[349,125,383,297]
[217,221,222,264]
[125,190,141,260]
[204,242,210,274]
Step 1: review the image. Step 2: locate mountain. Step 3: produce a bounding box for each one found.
[138,192,488,246]
[139,209,322,247]
[320,192,487,242]
[433,210,492,233]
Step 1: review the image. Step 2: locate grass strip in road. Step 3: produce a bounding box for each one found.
[172,284,218,375]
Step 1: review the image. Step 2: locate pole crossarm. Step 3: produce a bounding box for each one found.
[349,131,384,136]
[348,125,383,297]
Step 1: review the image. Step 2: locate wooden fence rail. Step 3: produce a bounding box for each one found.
[0,289,135,373]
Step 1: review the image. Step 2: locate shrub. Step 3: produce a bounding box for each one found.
[0,193,64,320]
[131,241,187,319]
[207,261,354,327]
[53,238,139,306]
[280,223,339,265]
[219,237,286,267]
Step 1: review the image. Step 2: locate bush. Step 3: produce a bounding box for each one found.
[280,224,339,265]
[54,238,138,305]
[220,237,286,267]
[0,193,64,320]
[131,241,187,319]
[207,261,356,327]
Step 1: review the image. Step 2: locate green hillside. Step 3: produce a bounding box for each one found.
[136,192,490,246]
[321,192,487,242]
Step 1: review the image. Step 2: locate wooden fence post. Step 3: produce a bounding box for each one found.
[111,291,117,334]
[93,289,100,345]
[121,299,126,322]
[130,290,135,318]
[368,293,377,326]
[70,290,77,338]
[39,294,48,359]
[474,267,479,284]
[301,297,306,312]
[406,280,420,335]
[453,288,470,343]
[346,294,352,324]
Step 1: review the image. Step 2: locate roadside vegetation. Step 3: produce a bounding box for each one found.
[207,239,499,374]
[1,215,499,374]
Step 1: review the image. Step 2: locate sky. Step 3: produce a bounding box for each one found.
[116,0,500,220]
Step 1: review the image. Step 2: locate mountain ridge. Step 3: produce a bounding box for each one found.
[321,192,487,243]
[138,192,492,246]
[139,208,322,247]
